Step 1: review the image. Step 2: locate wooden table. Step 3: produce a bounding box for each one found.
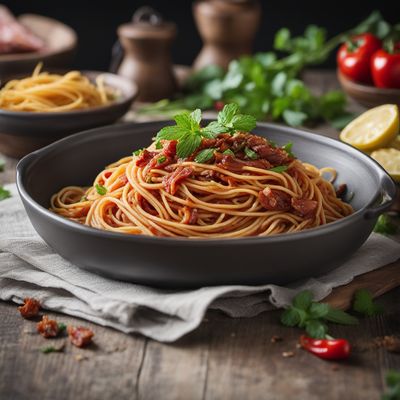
[1,71,399,400]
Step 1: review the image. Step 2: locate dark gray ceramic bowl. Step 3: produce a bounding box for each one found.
[0,71,138,158]
[16,121,397,288]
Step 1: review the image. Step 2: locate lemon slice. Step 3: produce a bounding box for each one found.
[370,148,400,182]
[340,104,399,151]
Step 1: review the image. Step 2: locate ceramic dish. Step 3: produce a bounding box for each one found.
[16,121,397,288]
[0,71,138,158]
[0,13,77,79]
[338,71,400,108]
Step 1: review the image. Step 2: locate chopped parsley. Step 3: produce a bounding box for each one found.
[244,147,259,160]
[195,148,216,163]
[157,155,167,164]
[282,142,294,157]
[58,322,67,332]
[0,186,11,201]
[95,184,107,195]
[133,148,144,156]
[223,149,235,156]
[269,165,288,173]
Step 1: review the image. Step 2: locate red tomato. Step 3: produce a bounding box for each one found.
[371,45,400,89]
[337,33,381,84]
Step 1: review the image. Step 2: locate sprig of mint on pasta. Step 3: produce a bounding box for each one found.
[155,103,257,159]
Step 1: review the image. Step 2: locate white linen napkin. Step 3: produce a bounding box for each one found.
[0,184,399,342]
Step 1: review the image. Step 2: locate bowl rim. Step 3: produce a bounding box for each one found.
[16,120,396,246]
[337,70,400,95]
[0,13,77,63]
[0,70,138,117]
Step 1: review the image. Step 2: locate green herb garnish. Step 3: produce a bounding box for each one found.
[280,290,358,338]
[40,345,64,354]
[156,104,256,159]
[157,155,166,164]
[352,289,384,317]
[58,322,67,332]
[95,184,107,196]
[269,166,288,173]
[383,370,400,400]
[282,142,294,157]
[223,149,235,156]
[244,147,259,160]
[133,148,144,156]
[195,148,216,163]
[374,214,398,235]
[0,186,11,201]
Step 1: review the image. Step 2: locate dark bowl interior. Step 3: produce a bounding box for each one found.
[16,121,397,287]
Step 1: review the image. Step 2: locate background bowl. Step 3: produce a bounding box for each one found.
[16,121,397,288]
[0,71,138,158]
[0,13,77,80]
[338,70,400,109]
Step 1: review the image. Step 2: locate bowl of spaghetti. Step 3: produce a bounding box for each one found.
[16,105,396,287]
[0,65,138,157]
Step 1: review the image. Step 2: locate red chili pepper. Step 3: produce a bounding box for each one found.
[337,33,381,84]
[300,335,351,360]
[214,101,225,111]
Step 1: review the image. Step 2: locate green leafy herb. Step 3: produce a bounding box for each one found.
[244,147,258,160]
[0,186,11,201]
[374,214,398,235]
[133,148,144,156]
[58,322,67,332]
[269,166,288,173]
[383,370,400,400]
[195,148,216,163]
[352,289,384,317]
[282,142,294,157]
[157,155,167,164]
[40,344,64,354]
[95,184,107,196]
[138,12,393,128]
[280,290,358,338]
[223,149,235,156]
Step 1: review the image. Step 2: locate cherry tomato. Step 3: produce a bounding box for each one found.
[300,335,351,360]
[214,101,225,111]
[337,33,381,84]
[371,44,400,89]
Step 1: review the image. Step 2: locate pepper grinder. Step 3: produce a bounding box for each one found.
[193,0,261,70]
[116,7,177,102]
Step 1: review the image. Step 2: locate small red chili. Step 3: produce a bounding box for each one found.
[214,101,225,111]
[299,335,351,360]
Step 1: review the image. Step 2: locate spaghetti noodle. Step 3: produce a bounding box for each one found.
[50,128,353,239]
[0,64,113,112]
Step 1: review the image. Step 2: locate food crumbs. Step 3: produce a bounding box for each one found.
[74,354,88,362]
[18,298,40,318]
[282,351,295,358]
[271,335,283,343]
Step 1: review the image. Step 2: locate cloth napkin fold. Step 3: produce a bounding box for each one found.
[0,184,399,342]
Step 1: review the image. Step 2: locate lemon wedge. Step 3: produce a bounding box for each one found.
[389,135,400,151]
[340,104,399,151]
[370,148,400,182]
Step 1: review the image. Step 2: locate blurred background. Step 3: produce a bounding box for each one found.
[4,0,399,70]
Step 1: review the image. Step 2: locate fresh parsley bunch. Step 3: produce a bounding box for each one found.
[155,104,256,159]
[281,290,358,338]
[139,11,390,129]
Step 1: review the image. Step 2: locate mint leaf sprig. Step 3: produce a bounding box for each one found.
[383,370,400,400]
[155,104,257,159]
[280,290,358,338]
[352,289,384,317]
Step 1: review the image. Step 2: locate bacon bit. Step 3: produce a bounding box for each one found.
[163,166,193,195]
[137,194,157,215]
[104,171,112,179]
[246,135,293,165]
[18,298,40,319]
[135,149,158,167]
[335,183,347,199]
[119,174,129,185]
[67,326,94,348]
[259,187,291,211]
[201,138,217,148]
[162,140,177,157]
[291,198,318,218]
[37,315,60,338]
[182,206,199,225]
[215,153,271,172]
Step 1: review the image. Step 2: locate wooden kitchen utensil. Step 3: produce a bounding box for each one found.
[116,7,177,102]
[192,0,261,71]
